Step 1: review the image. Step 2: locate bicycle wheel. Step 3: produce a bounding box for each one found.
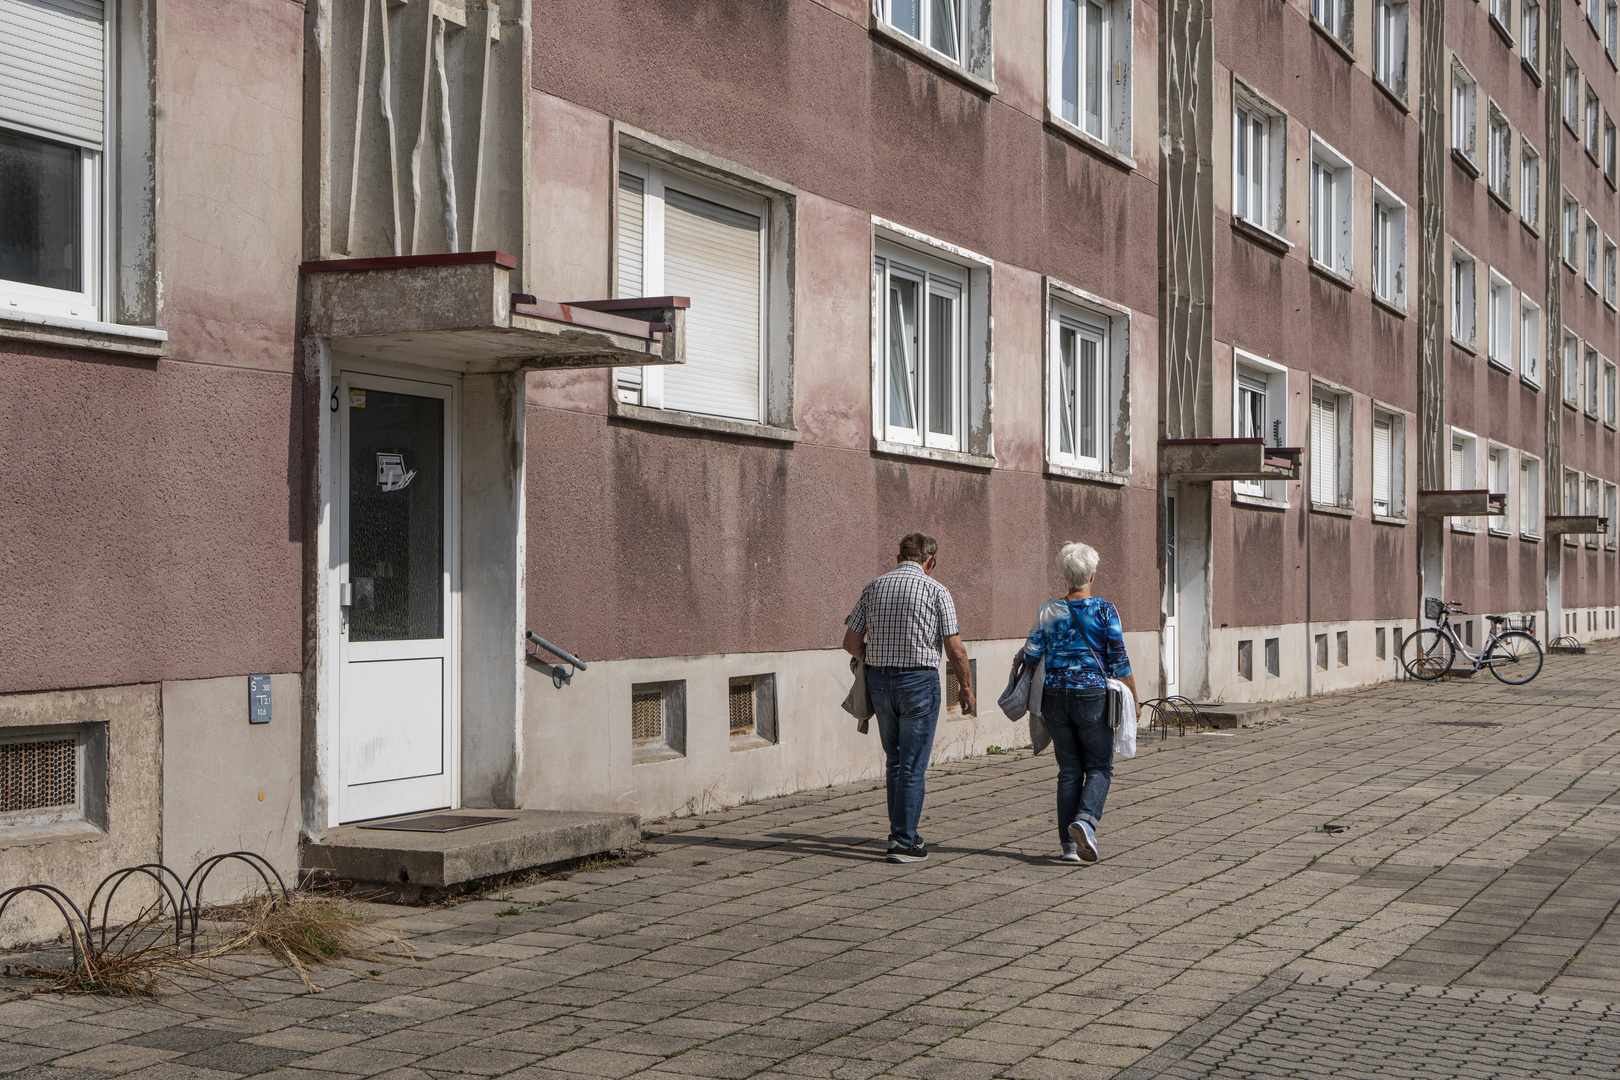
[1402,627,1455,680]
[1485,631,1544,685]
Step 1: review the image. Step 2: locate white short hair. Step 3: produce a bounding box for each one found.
[1057,541,1100,592]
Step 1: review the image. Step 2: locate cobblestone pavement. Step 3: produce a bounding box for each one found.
[4,643,1620,1080]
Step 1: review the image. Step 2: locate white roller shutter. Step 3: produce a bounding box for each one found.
[1372,417,1392,515]
[614,171,646,403]
[0,0,105,147]
[1311,395,1337,505]
[1520,458,1532,533]
[661,186,762,423]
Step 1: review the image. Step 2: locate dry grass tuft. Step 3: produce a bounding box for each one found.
[6,906,214,998]
[201,890,413,992]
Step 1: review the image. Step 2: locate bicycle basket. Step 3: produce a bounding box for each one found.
[1501,613,1535,633]
[1424,597,1445,622]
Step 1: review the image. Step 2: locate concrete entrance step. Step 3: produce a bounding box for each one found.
[1187,702,1288,728]
[302,808,640,901]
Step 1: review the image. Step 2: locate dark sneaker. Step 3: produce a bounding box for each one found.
[886,842,929,863]
[1067,820,1099,863]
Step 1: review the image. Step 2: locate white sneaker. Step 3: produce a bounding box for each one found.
[1060,843,1082,863]
[1068,820,1099,863]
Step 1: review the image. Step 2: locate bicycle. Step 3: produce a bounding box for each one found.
[1401,599,1544,684]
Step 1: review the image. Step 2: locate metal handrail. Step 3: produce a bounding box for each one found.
[526,632,587,688]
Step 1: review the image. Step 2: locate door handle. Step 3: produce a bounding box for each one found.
[340,582,353,607]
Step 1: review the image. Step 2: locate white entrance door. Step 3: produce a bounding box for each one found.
[1163,492,1179,698]
[337,371,458,822]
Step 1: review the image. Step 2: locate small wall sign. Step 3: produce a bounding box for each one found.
[249,675,272,724]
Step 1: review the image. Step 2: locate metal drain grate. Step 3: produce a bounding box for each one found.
[729,678,755,736]
[0,737,78,813]
[631,690,665,746]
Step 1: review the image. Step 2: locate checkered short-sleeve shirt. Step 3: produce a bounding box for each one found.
[845,561,960,669]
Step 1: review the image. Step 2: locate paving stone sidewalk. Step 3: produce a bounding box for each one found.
[5,643,1620,1079]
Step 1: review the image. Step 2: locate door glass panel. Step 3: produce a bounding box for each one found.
[348,388,444,641]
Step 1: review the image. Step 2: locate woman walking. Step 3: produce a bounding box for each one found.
[1022,541,1137,863]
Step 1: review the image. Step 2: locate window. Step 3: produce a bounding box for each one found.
[1372,183,1407,307]
[1593,0,1604,34]
[1588,88,1602,156]
[1047,294,1121,474]
[1374,1,1409,97]
[1451,247,1476,347]
[1521,141,1541,228]
[1607,115,1617,183]
[615,155,780,424]
[1049,0,1132,152]
[1587,477,1603,547]
[1233,352,1289,502]
[1452,60,1479,163]
[1586,347,1601,415]
[0,2,110,321]
[1451,429,1478,531]
[1313,0,1350,45]
[1489,0,1511,31]
[876,239,970,451]
[1310,138,1353,278]
[1233,87,1286,235]
[1606,360,1618,424]
[1565,58,1581,130]
[883,0,964,64]
[1610,1,1619,62]
[1488,105,1512,200]
[1311,388,1350,509]
[1523,2,1542,71]
[1488,271,1512,369]
[1521,454,1542,537]
[728,673,778,746]
[1564,195,1581,266]
[631,681,686,762]
[1487,444,1510,533]
[1565,469,1583,523]
[1372,410,1405,519]
[1606,483,1618,548]
[1607,236,1618,307]
[1565,331,1581,404]
[1521,296,1542,385]
[1587,215,1602,288]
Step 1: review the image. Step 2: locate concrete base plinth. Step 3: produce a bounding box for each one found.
[301,809,640,902]
[1191,702,1288,728]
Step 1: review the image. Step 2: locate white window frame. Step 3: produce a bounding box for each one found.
[1588,87,1603,156]
[1452,59,1479,165]
[1609,1,1619,64]
[1520,453,1542,538]
[880,0,966,66]
[1586,347,1602,417]
[1564,194,1581,267]
[1520,141,1541,230]
[1564,468,1584,547]
[1310,386,1352,511]
[1520,295,1543,386]
[1523,2,1542,73]
[1372,182,1407,308]
[1045,284,1129,479]
[1232,81,1287,237]
[1565,330,1582,405]
[1488,104,1513,200]
[1607,236,1619,308]
[1488,0,1511,34]
[1371,407,1406,520]
[1565,57,1582,131]
[1046,0,1134,157]
[1487,443,1511,535]
[1451,245,1477,349]
[1450,428,1480,532]
[1373,1,1410,99]
[1593,0,1604,36]
[1606,114,1618,183]
[1312,0,1351,47]
[1586,476,1603,548]
[1233,351,1289,505]
[1587,214,1602,289]
[1487,270,1513,371]
[1310,136,1354,280]
[1606,359,1618,425]
[875,241,968,452]
[1605,482,1618,549]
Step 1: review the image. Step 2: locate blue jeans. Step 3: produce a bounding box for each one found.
[1043,687,1113,846]
[868,668,941,849]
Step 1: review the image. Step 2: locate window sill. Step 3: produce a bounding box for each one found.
[1521,531,1542,543]
[869,20,998,97]
[875,440,996,470]
[1586,279,1600,295]
[1045,462,1127,486]
[1451,336,1477,357]
[1233,492,1291,511]
[610,400,802,443]
[1587,146,1602,168]
[730,733,777,754]
[1489,527,1514,538]
[1488,14,1515,49]
[1232,216,1293,255]
[1310,19,1354,64]
[1309,259,1354,291]
[1373,514,1409,527]
[0,310,168,358]
[0,819,103,850]
[1608,298,1619,312]
[1452,148,1482,179]
[1372,292,1408,319]
[1585,409,1601,423]
[1043,111,1136,171]
[1487,355,1513,374]
[1310,501,1355,518]
[1488,186,1513,213]
[1607,420,1618,431]
[1523,56,1543,87]
[1522,217,1541,239]
[632,746,684,765]
[1521,374,1543,391]
[1373,76,1410,113]
[1450,524,1479,535]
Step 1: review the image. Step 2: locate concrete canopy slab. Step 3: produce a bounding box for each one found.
[1418,490,1507,518]
[300,808,640,901]
[1159,439,1302,481]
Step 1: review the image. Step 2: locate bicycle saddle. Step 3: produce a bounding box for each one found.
[1485,614,1508,624]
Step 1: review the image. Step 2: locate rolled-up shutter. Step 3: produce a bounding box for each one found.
[1311,395,1337,505]
[0,0,105,148]
[1372,417,1392,515]
[662,186,762,423]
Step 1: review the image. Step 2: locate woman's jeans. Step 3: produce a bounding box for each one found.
[867,668,941,849]
[1042,687,1113,845]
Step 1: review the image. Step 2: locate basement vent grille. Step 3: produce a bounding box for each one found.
[631,691,665,746]
[0,737,77,814]
[945,672,961,710]
[728,678,755,736]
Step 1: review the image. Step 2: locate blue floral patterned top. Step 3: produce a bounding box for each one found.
[1022,597,1132,690]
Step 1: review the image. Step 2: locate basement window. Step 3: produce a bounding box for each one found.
[729,673,778,750]
[0,725,105,834]
[943,658,978,720]
[630,681,685,763]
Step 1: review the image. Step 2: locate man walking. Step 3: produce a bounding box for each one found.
[843,532,975,863]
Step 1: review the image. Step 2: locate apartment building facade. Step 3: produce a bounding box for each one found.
[2,0,1618,941]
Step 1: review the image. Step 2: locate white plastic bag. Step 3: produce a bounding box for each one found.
[1108,677,1137,759]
